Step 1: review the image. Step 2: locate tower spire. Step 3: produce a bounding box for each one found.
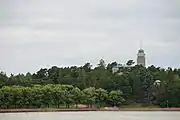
[140,39,142,49]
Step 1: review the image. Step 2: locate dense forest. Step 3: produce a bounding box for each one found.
[0,59,180,108]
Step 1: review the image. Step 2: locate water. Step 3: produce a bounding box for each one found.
[0,111,180,120]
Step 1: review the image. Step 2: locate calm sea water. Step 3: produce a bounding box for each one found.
[0,111,180,120]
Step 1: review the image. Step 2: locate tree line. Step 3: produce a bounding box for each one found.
[0,59,180,108]
[0,84,124,108]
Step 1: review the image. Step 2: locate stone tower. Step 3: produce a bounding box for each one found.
[137,41,146,66]
[137,49,146,66]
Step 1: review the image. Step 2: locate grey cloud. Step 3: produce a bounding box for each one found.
[0,0,180,74]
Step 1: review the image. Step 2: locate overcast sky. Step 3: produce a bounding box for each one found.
[0,0,180,74]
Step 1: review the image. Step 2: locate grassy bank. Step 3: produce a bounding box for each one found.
[120,104,159,108]
[1,106,180,113]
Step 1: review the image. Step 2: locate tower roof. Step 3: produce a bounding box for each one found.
[138,49,144,53]
[137,48,145,57]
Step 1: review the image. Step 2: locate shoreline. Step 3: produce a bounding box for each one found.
[1,108,180,113]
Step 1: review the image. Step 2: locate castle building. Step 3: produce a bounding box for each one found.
[112,64,122,73]
[111,45,146,74]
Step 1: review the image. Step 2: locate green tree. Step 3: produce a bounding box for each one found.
[108,90,124,107]
[83,63,92,72]
[71,87,82,108]
[107,62,118,72]
[31,85,43,108]
[97,59,106,69]
[82,87,96,108]
[0,72,8,87]
[95,88,108,107]
[126,60,135,66]
[52,85,65,108]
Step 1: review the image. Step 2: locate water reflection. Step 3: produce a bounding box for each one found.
[0,111,180,120]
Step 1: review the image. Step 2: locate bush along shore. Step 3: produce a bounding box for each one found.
[0,85,124,109]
